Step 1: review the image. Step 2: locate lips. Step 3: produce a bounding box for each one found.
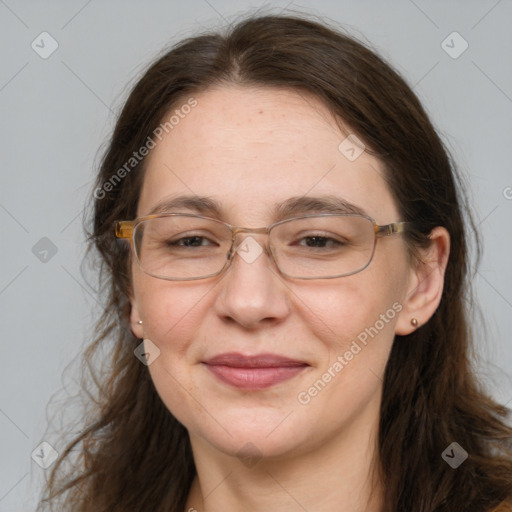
[203,352,309,390]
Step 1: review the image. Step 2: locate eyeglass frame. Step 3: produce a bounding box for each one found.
[115,212,410,281]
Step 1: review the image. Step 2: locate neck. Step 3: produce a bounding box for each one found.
[184,399,384,512]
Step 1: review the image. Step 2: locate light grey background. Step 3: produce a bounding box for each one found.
[1,1,511,510]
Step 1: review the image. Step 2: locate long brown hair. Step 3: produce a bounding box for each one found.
[39,13,512,512]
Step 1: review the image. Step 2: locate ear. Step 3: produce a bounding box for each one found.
[395,226,450,335]
[129,292,144,339]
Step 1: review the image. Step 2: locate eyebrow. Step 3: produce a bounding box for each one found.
[274,195,368,219]
[148,195,222,216]
[147,194,369,221]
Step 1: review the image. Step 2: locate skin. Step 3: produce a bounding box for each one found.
[129,85,450,512]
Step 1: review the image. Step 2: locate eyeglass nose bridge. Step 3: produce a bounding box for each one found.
[226,225,273,262]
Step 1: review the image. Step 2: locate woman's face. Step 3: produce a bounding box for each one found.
[130,85,415,461]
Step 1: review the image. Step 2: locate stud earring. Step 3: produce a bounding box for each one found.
[411,318,419,327]
[137,320,143,325]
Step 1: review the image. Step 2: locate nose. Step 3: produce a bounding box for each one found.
[213,235,291,329]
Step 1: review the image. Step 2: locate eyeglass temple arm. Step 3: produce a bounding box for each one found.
[374,221,408,237]
[115,221,134,239]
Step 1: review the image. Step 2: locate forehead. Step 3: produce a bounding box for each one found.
[138,85,400,224]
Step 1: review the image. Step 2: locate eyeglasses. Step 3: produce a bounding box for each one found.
[115,213,409,281]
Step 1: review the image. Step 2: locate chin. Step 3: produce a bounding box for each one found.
[187,405,316,462]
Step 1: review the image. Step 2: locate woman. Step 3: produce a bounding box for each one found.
[40,13,512,512]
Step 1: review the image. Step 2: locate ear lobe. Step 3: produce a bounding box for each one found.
[129,295,144,339]
[395,226,450,335]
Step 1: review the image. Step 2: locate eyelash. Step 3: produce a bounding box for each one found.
[166,234,345,250]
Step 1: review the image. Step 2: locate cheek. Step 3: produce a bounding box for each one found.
[133,277,218,427]
[291,269,402,353]
[133,274,214,355]
[293,275,402,416]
